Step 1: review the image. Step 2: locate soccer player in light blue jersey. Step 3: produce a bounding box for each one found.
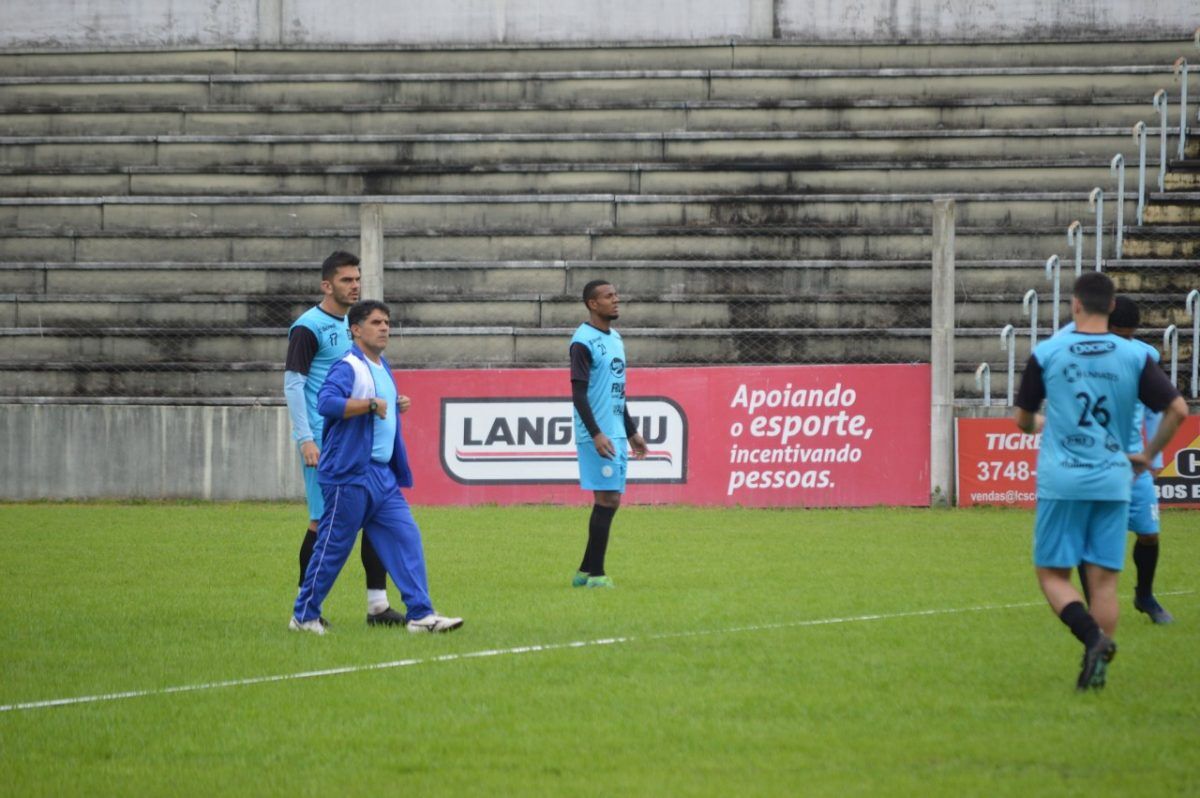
[569,280,647,588]
[284,251,403,626]
[1014,273,1187,690]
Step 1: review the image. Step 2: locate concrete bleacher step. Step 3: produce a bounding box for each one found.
[0,41,1188,78]
[1143,192,1200,224]
[5,259,1191,297]
[0,193,1134,232]
[0,161,1124,197]
[0,356,1189,402]
[0,66,1173,109]
[0,97,1158,137]
[0,225,1122,261]
[0,128,1155,169]
[14,290,1155,330]
[5,325,1158,370]
[1122,226,1200,259]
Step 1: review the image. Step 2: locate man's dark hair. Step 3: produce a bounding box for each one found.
[1073,272,1115,315]
[348,299,390,328]
[582,279,611,306]
[1109,295,1140,328]
[322,250,360,282]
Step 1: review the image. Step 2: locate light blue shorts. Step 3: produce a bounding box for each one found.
[300,457,324,522]
[1127,470,1160,535]
[1033,499,1127,571]
[576,439,628,493]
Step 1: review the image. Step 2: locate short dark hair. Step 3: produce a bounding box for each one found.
[582,279,611,306]
[1109,295,1140,328]
[322,250,360,282]
[1073,272,1115,315]
[348,299,390,328]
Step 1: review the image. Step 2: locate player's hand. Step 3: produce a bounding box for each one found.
[1128,452,1151,475]
[300,440,320,467]
[593,432,616,459]
[398,394,411,413]
[373,399,388,420]
[629,433,648,460]
[1033,414,1045,434]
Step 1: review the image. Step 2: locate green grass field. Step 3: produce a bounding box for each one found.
[0,503,1196,797]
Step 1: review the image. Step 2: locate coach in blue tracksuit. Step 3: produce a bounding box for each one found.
[291,299,463,635]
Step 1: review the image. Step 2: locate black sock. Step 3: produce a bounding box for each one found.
[1059,601,1103,648]
[1133,539,1159,599]
[1077,565,1091,607]
[361,532,388,592]
[298,528,318,587]
[580,504,617,576]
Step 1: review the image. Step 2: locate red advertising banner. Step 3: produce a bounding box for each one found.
[956,416,1200,509]
[393,365,931,507]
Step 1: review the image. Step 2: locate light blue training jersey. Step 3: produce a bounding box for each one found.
[570,323,627,443]
[290,306,351,442]
[367,358,398,464]
[1031,330,1150,501]
[1057,322,1162,461]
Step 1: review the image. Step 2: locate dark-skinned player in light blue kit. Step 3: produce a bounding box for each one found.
[569,280,647,588]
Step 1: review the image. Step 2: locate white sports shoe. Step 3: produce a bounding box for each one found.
[405,613,464,634]
[289,616,327,635]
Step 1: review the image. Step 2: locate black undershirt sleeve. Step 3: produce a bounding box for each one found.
[1013,355,1045,412]
[623,405,638,437]
[570,343,601,437]
[285,327,319,375]
[1138,356,1182,413]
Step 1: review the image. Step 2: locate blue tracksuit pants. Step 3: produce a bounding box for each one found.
[294,460,433,623]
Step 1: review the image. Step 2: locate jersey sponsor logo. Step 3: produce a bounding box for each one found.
[610,358,625,377]
[1068,340,1117,356]
[1063,434,1093,449]
[440,397,686,484]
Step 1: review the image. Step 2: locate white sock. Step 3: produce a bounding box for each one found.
[367,589,389,615]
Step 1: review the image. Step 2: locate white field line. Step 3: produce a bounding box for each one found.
[2,591,1192,715]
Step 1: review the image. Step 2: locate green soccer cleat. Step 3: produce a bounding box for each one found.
[586,575,615,588]
[1076,635,1117,691]
[572,570,590,587]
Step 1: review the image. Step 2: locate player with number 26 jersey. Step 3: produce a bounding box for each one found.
[1019,331,1159,501]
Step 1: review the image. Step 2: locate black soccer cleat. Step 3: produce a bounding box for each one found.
[366,606,407,627]
[1076,635,1117,691]
[1133,595,1174,624]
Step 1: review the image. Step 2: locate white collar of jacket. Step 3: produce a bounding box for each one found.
[341,345,390,400]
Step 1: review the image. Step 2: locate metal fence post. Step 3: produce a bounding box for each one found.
[1067,220,1083,276]
[1088,188,1104,270]
[1188,289,1200,398]
[1164,324,1179,389]
[1153,90,1168,192]
[975,363,991,407]
[1176,58,1189,159]
[1132,122,1147,225]
[1001,325,1016,407]
[1045,255,1061,331]
[1110,154,1124,259]
[930,199,956,506]
[1023,289,1039,350]
[359,203,385,301]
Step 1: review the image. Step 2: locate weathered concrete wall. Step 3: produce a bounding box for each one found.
[1,0,1192,49]
[0,403,299,500]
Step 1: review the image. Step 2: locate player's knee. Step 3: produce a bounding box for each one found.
[595,491,621,509]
